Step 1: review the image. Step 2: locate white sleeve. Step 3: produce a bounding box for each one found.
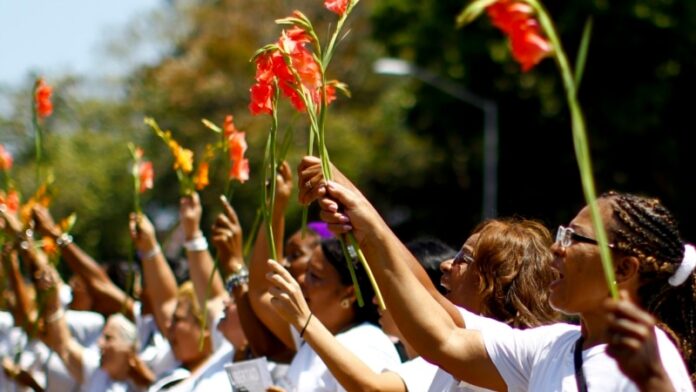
[655,328,695,392]
[387,356,438,392]
[481,322,571,392]
[81,347,102,387]
[65,310,105,347]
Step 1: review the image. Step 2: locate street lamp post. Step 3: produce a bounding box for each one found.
[373,58,499,219]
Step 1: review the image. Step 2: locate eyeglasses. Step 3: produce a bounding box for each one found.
[555,225,615,249]
[452,249,475,266]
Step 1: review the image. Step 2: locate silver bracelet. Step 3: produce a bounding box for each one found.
[56,233,73,248]
[225,266,249,293]
[183,236,208,252]
[137,244,162,261]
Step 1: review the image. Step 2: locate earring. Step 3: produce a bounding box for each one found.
[340,299,351,309]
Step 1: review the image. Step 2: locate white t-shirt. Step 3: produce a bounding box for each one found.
[458,309,694,392]
[279,322,400,392]
[390,356,493,392]
[164,341,234,392]
[133,301,179,378]
[82,348,140,392]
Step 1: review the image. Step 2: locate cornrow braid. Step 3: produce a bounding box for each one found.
[601,191,696,380]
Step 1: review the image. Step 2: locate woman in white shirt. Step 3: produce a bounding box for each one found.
[252,238,400,391]
[309,176,695,391]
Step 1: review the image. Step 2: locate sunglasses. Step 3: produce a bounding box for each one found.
[555,225,615,249]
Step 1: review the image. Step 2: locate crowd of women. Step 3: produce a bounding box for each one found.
[0,156,694,391]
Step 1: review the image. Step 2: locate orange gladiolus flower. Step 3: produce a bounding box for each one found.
[325,0,349,16]
[486,0,552,72]
[194,162,210,191]
[42,236,58,257]
[139,161,154,193]
[168,140,194,174]
[228,132,249,183]
[35,78,53,118]
[0,144,13,170]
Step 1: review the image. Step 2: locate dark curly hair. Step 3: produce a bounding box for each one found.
[470,218,561,329]
[601,191,695,380]
[320,239,379,325]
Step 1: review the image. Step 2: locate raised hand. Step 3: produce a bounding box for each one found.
[32,205,61,238]
[275,161,293,207]
[129,213,159,255]
[212,196,244,276]
[604,291,674,390]
[265,258,311,331]
[179,192,203,240]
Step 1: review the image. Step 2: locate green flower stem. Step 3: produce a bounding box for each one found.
[528,0,618,299]
[31,94,43,187]
[244,207,263,258]
[199,255,220,350]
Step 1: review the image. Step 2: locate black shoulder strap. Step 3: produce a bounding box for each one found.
[574,336,589,392]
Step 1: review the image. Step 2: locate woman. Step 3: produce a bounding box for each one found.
[310,177,694,391]
[267,218,560,391]
[252,238,401,391]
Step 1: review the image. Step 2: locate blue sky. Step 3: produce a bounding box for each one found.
[0,0,162,87]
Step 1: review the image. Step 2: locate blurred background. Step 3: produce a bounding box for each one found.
[1,0,694,263]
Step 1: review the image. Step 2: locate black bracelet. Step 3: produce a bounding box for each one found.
[299,313,313,338]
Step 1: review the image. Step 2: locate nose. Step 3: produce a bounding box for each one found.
[440,258,453,274]
[372,295,378,306]
[550,241,565,257]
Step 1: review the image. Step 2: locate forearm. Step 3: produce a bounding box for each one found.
[3,250,32,328]
[361,218,461,358]
[186,247,225,310]
[141,251,177,331]
[302,317,405,392]
[248,223,294,350]
[232,284,292,360]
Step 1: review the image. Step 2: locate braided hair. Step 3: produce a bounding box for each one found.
[601,191,695,379]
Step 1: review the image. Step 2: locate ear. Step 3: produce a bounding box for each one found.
[341,284,356,304]
[615,255,640,283]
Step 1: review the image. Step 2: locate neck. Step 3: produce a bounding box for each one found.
[184,341,212,373]
[579,309,609,348]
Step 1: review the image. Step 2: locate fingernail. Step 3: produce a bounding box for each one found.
[328,204,338,212]
[339,215,350,223]
[343,225,353,232]
[220,195,227,203]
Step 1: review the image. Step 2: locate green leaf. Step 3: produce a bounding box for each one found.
[456,0,499,28]
[574,17,593,90]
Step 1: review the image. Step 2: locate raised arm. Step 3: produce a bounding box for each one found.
[32,206,134,320]
[297,157,463,327]
[248,161,296,350]
[212,196,291,360]
[1,245,33,331]
[129,213,177,333]
[266,258,406,392]
[313,181,505,391]
[33,261,87,384]
[179,193,225,314]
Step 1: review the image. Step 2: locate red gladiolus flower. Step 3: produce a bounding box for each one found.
[486,0,552,72]
[0,189,20,214]
[255,53,275,84]
[139,161,154,193]
[486,0,533,35]
[223,115,239,138]
[228,131,249,183]
[230,158,249,184]
[325,0,349,16]
[194,162,209,191]
[325,85,337,105]
[249,82,274,116]
[35,79,53,118]
[0,144,13,171]
[509,20,552,71]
